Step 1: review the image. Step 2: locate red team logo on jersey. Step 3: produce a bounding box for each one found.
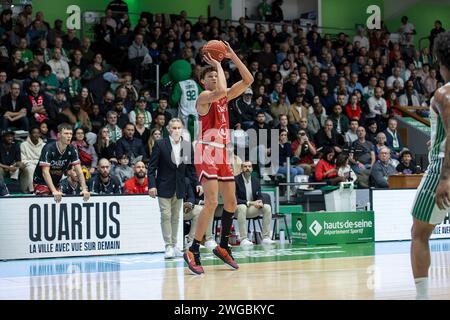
[218,124,228,140]
[195,96,234,182]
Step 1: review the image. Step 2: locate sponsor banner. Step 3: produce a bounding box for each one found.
[0,195,183,260]
[291,211,375,245]
[372,189,450,241]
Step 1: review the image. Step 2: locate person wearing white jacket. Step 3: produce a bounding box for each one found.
[47,48,70,83]
[336,153,358,183]
[20,126,45,192]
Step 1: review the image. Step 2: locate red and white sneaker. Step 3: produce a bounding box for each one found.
[183,250,204,275]
[213,246,239,270]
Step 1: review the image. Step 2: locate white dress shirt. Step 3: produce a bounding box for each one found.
[244,175,253,204]
[169,136,181,166]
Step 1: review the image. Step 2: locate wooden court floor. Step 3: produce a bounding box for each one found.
[1,240,450,300]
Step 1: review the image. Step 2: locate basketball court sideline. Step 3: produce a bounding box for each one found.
[1,240,450,300]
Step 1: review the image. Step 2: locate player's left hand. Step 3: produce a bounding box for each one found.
[222,41,236,59]
[80,190,90,202]
[196,185,203,196]
[436,179,450,210]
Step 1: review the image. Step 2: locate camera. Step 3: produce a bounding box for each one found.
[341,146,354,154]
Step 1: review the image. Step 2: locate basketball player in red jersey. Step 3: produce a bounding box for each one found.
[184,42,253,275]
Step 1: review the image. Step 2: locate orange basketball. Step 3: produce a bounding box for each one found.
[202,40,227,62]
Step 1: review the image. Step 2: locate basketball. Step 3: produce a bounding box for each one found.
[202,40,227,62]
[5,0,450,307]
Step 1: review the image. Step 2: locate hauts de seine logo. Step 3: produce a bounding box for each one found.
[309,220,323,236]
[296,219,303,232]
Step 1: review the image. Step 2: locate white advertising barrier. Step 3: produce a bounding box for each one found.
[0,195,183,260]
[372,189,450,241]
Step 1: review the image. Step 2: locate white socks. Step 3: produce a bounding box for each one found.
[414,277,429,300]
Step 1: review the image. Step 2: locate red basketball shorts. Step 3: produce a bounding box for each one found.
[194,142,234,182]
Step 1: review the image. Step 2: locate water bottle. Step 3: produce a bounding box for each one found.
[279,229,286,244]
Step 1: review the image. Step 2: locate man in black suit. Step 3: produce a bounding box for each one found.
[148,118,201,259]
[235,161,275,247]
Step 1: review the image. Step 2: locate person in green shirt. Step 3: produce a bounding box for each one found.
[170,77,203,140]
[18,37,33,64]
[38,64,60,96]
[62,66,82,98]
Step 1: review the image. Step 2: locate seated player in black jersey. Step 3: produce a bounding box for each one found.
[33,123,90,203]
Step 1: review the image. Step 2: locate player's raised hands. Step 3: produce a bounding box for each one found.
[222,40,237,60]
[203,52,221,68]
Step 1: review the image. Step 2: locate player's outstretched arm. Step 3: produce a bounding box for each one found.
[224,41,254,101]
[435,89,450,209]
[196,53,227,109]
[42,166,62,203]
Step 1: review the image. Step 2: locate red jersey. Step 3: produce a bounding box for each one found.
[198,96,230,145]
[124,177,148,194]
[195,96,234,182]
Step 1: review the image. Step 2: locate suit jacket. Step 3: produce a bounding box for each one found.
[235,173,263,205]
[288,103,309,125]
[383,129,403,151]
[147,137,199,199]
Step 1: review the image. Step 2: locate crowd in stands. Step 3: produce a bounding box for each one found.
[0,1,446,197]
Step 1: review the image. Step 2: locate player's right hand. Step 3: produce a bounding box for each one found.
[436,179,450,210]
[149,188,157,198]
[203,53,221,67]
[52,191,63,203]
